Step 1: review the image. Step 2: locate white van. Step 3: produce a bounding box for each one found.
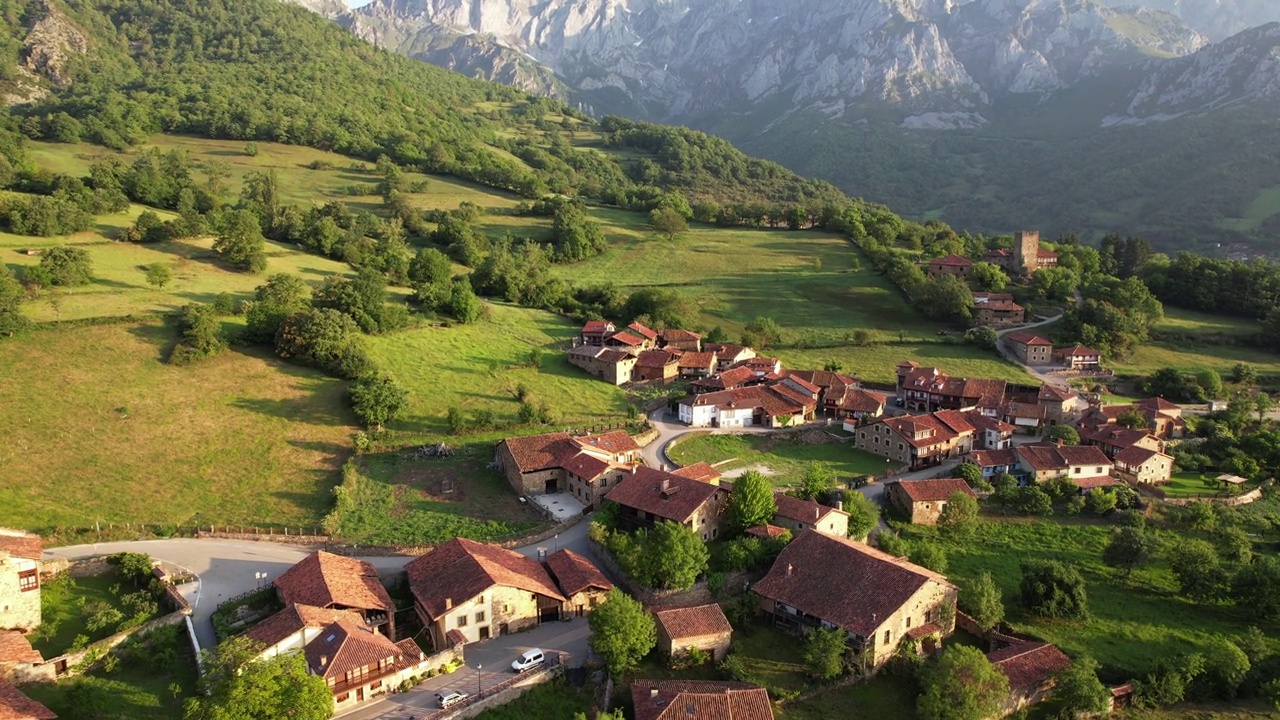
[510,648,545,672]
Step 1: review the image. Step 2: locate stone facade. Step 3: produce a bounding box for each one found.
[0,554,40,633]
[428,585,546,649]
[657,627,732,663]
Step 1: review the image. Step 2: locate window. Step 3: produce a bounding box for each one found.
[884,630,891,645]
[457,615,468,627]
[906,616,912,628]
[371,680,382,690]
[1073,467,1081,475]
[1096,466,1103,474]
[18,569,38,592]
[336,693,350,703]
[503,604,511,613]
[476,611,486,623]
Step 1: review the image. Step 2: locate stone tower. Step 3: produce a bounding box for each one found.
[1013,231,1040,275]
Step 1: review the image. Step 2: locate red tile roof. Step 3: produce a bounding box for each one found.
[1082,426,1157,449]
[686,385,808,418]
[242,604,364,649]
[609,331,648,347]
[892,479,977,503]
[780,375,822,395]
[1135,397,1179,412]
[1037,384,1077,403]
[773,493,844,525]
[971,449,1019,468]
[1037,249,1058,260]
[1055,344,1100,357]
[544,549,612,598]
[745,524,789,540]
[653,603,732,640]
[0,680,56,720]
[704,343,752,359]
[606,467,724,525]
[304,618,401,681]
[0,531,42,561]
[876,413,967,449]
[661,329,702,342]
[988,641,1072,690]
[628,321,659,341]
[502,431,638,474]
[670,463,721,483]
[678,352,718,370]
[933,409,977,435]
[840,389,886,413]
[631,680,773,720]
[784,370,859,393]
[405,538,565,620]
[964,412,1015,434]
[0,631,41,665]
[1114,445,1165,468]
[1074,476,1119,490]
[694,366,756,391]
[1005,331,1053,346]
[1016,444,1112,472]
[636,349,681,369]
[582,320,614,334]
[562,452,612,481]
[273,551,393,613]
[928,254,974,268]
[754,531,954,637]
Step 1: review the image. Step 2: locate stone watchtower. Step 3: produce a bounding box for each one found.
[1012,230,1040,276]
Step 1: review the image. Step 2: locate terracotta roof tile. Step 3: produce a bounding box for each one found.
[1074,476,1119,490]
[670,463,721,483]
[1037,384,1077,402]
[964,412,1015,434]
[582,320,615,334]
[971,449,1019,468]
[1016,444,1112,472]
[304,618,401,681]
[661,329,702,342]
[501,431,574,473]
[678,352,718,370]
[636,349,681,369]
[1005,331,1053,346]
[628,322,659,341]
[606,467,725,525]
[840,389,886,413]
[933,409,977,435]
[609,331,647,347]
[1135,397,1179,412]
[273,551,392,614]
[773,494,844,524]
[631,680,773,720]
[928,254,974,268]
[0,631,41,665]
[1055,344,1100,357]
[754,532,954,637]
[892,479,977,503]
[0,680,56,720]
[242,604,365,649]
[704,343,752,359]
[745,525,789,539]
[988,641,1072,690]
[0,531,42,561]
[1114,445,1165,467]
[562,452,612,481]
[544,549,612,597]
[653,604,732,640]
[694,366,756,390]
[405,538,565,620]
[1081,426,1156,449]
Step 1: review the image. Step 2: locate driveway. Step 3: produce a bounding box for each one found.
[336,618,592,720]
[994,312,1069,389]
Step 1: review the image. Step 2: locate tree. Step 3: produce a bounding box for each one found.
[798,463,836,500]
[876,531,909,558]
[244,273,310,344]
[955,462,985,488]
[961,572,1004,633]
[968,261,1008,291]
[447,277,481,323]
[145,262,172,289]
[1020,560,1089,619]
[38,246,93,286]
[588,588,656,677]
[1214,526,1253,564]
[1042,425,1080,445]
[649,206,688,241]
[635,521,709,590]
[1102,526,1152,578]
[911,543,948,573]
[170,303,226,366]
[917,645,1010,720]
[1087,487,1117,515]
[1231,363,1258,386]
[802,626,848,681]
[1203,636,1250,699]
[742,316,782,349]
[920,274,973,324]
[845,493,879,541]
[213,209,267,273]
[727,470,776,534]
[1198,369,1224,400]
[349,374,408,432]
[1116,408,1148,430]
[938,492,979,534]
[1168,539,1229,603]
[184,636,331,720]
[1231,556,1280,620]
[1054,656,1110,718]
[274,308,370,379]
[1256,393,1276,422]
[0,265,28,338]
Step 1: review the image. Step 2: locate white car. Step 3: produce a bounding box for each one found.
[510,648,545,672]
[435,691,468,708]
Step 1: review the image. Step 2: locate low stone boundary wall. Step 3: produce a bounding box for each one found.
[436,653,563,720]
[1162,488,1263,507]
[38,609,190,680]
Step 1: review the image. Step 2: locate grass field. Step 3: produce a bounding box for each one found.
[473,678,594,720]
[902,519,1280,674]
[667,433,900,485]
[1154,308,1263,339]
[30,571,161,657]
[1110,341,1280,378]
[365,303,629,437]
[0,320,354,534]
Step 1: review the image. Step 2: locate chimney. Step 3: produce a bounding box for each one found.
[661,478,670,492]
[650,687,660,700]
[814,507,821,520]
[320,655,328,667]
[632,465,638,475]
[836,500,843,511]
[786,563,793,577]
[445,597,453,610]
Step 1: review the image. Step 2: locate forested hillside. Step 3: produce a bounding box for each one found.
[0,0,849,216]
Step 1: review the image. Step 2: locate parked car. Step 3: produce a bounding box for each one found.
[511,648,545,672]
[435,691,468,708]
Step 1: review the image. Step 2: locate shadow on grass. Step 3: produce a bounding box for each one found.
[125,319,179,363]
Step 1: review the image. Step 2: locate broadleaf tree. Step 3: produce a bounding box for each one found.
[588,588,656,677]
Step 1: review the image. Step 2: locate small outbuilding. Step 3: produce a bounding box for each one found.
[652,603,733,663]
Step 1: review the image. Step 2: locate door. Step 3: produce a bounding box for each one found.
[356,687,364,702]
[500,623,509,636]
[544,478,558,493]
[480,626,490,640]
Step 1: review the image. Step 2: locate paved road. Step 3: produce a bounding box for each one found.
[993,312,1069,389]
[336,618,592,720]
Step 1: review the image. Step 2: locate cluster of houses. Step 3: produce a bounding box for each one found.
[568,320,715,386]
[0,529,54,720]
[924,231,1064,328]
[1005,332,1103,372]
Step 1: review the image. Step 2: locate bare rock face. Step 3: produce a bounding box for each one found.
[21,0,89,88]
[1099,0,1280,42]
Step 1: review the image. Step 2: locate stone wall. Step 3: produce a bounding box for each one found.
[0,553,41,632]
[1162,488,1263,507]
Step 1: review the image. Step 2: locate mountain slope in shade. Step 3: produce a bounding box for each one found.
[1099,0,1280,41]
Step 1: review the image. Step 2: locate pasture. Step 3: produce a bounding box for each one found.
[667,433,899,484]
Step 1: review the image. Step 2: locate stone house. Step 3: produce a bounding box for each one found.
[303,617,429,711]
[972,292,1025,327]
[988,641,1072,717]
[1036,384,1084,423]
[405,538,566,650]
[634,348,682,384]
[660,328,703,353]
[897,364,1007,414]
[1080,426,1163,459]
[772,494,850,538]
[1014,443,1112,485]
[784,370,861,416]
[677,351,719,379]
[242,604,366,660]
[692,366,757,394]
[580,320,616,346]
[631,680,773,720]
[653,604,733,662]
[754,531,958,670]
[677,382,815,429]
[606,467,729,542]
[626,321,660,346]
[924,254,973,278]
[272,551,395,639]
[886,479,978,525]
[966,412,1015,450]
[568,345,637,385]
[0,631,47,686]
[1004,332,1054,366]
[496,430,641,509]
[704,343,756,372]
[605,330,652,353]
[1054,344,1101,371]
[853,411,975,470]
[1112,446,1174,485]
[0,531,42,633]
[1078,398,1186,441]
[0,680,55,720]
[543,549,612,618]
[838,389,887,426]
[968,449,1019,480]
[984,231,1057,276]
